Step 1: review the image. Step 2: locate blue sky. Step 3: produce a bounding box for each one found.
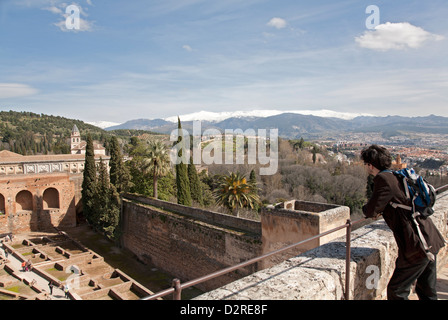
[0,0,447,124]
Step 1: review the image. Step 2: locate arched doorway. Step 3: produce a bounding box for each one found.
[43,188,60,209]
[0,193,5,215]
[16,190,33,212]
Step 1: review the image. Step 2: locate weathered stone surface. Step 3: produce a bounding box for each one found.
[195,191,448,300]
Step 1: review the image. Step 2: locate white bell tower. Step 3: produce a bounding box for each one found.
[71,125,81,154]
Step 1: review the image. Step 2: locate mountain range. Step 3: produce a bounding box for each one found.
[101,110,448,140]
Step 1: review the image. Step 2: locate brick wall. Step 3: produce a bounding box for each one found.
[0,173,77,234]
[121,196,262,292]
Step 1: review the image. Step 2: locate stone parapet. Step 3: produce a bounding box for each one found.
[261,200,350,269]
[195,191,448,300]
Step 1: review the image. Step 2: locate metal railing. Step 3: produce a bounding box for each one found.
[141,184,448,301]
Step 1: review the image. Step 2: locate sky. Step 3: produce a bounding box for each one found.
[0,0,447,124]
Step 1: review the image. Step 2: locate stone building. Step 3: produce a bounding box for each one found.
[70,125,106,155]
[391,154,407,170]
[0,127,110,235]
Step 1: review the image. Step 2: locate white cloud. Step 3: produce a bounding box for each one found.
[267,17,287,29]
[42,6,62,14]
[182,44,193,52]
[0,83,38,99]
[355,22,444,51]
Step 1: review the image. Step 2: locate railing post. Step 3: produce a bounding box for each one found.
[172,278,182,300]
[345,219,352,300]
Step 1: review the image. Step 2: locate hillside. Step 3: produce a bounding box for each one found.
[0,110,162,155]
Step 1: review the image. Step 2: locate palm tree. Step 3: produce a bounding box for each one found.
[144,140,171,199]
[213,171,260,216]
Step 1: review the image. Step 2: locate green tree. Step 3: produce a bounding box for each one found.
[126,138,152,196]
[95,158,121,240]
[175,117,192,206]
[249,169,260,211]
[188,157,203,206]
[144,140,171,199]
[109,136,132,193]
[312,146,318,164]
[82,134,97,225]
[214,171,261,216]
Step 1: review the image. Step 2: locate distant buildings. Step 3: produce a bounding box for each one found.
[391,154,407,170]
[70,125,106,155]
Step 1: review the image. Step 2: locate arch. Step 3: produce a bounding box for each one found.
[16,190,33,211]
[0,193,5,215]
[43,188,60,209]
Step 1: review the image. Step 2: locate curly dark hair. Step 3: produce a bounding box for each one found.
[360,144,392,171]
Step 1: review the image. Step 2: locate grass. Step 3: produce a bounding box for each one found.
[6,285,20,293]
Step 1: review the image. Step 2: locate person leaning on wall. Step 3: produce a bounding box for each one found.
[361,144,445,300]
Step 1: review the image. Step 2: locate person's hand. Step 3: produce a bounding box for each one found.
[371,213,381,220]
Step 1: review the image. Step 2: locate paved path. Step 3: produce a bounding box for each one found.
[1,246,69,300]
[408,260,448,300]
[435,261,448,300]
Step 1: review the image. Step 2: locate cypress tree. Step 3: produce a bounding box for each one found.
[249,169,260,212]
[96,158,120,240]
[105,184,121,240]
[175,117,192,206]
[82,134,97,225]
[109,136,132,193]
[249,169,257,185]
[188,157,203,206]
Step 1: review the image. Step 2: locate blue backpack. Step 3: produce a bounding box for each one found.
[391,168,436,218]
[388,168,438,261]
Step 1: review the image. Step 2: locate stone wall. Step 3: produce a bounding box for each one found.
[195,190,448,300]
[0,173,77,234]
[123,194,261,234]
[261,200,350,268]
[120,194,351,293]
[121,194,263,292]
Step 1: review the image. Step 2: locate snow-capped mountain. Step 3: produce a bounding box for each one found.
[87,120,121,129]
[101,109,448,139]
[163,109,373,123]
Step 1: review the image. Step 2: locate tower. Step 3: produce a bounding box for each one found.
[71,125,81,154]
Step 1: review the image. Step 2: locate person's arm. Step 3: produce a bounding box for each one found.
[362,174,393,218]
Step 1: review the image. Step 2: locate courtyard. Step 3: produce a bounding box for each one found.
[0,224,203,300]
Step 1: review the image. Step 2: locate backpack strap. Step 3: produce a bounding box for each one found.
[389,200,435,261]
[389,202,412,211]
[411,212,435,261]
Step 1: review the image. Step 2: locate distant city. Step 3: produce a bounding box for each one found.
[89,110,448,175]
